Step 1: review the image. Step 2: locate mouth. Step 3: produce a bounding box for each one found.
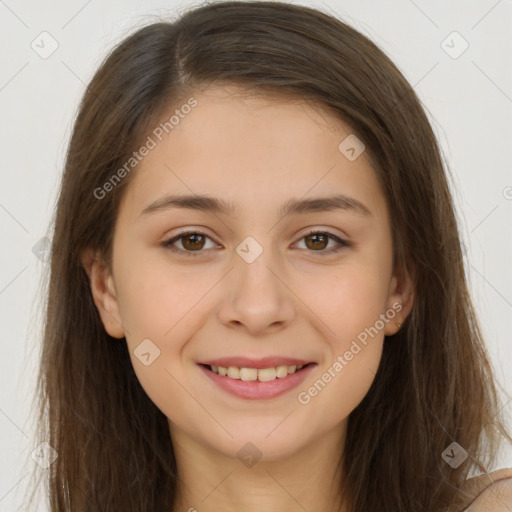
[198,361,317,400]
[199,362,315,382]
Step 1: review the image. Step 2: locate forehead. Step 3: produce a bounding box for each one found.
[117,84,387,223]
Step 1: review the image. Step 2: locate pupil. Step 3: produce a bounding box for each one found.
[184,234,204,250]
[308,233,326,250]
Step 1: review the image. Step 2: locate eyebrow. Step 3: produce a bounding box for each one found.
[138,193,372,219]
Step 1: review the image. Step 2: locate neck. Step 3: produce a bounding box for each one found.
[169,420,348,512]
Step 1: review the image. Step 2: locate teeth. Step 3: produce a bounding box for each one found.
[227,366,240,379]
[209,364,305,381]
[240,367,258,381]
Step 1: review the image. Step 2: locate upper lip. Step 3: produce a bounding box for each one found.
[199,357,314,369]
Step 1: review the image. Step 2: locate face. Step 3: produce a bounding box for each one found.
[82,84,414,463]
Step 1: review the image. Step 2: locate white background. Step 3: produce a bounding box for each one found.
[0,0,511,510]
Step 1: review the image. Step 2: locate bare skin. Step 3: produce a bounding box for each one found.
[462,469,512,511]
[81,84,416,511]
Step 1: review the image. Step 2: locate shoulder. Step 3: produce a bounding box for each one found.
[461,468,512,511]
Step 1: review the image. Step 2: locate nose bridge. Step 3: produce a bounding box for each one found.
[217,235,296,333]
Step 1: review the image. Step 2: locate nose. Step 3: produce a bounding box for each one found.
[216,248,296,336]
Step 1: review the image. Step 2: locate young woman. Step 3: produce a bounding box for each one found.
[33,2,512,511]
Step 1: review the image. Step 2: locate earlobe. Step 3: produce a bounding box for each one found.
[80,248,125,339]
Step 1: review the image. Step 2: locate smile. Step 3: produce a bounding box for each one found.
[207,363,307,381]
[198,362,317,400]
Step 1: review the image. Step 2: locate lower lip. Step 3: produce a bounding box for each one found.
[198,363,316,400]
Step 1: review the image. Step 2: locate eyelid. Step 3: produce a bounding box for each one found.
[161,229,220,256]
[162,227,351,257]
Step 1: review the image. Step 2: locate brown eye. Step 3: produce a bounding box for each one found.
[162,231,217,256]
[304,232,329,250]
[181,233,206,251]
[295,230,350,255]
[162,229,350,257]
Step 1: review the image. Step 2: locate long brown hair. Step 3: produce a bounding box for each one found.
[32,1,510,510]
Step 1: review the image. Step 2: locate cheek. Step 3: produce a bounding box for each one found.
[306,262,391,337]
[300,338,383,425]
[113,261,205,415]
[116,247,391,364]
[299,265,388,406]
[115,255,207,339]
[296,267,387,417]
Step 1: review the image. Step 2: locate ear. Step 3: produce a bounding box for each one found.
[384,262,415,337]
[80,247,125,339]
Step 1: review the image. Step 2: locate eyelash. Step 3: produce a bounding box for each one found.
[161,229,350,257]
